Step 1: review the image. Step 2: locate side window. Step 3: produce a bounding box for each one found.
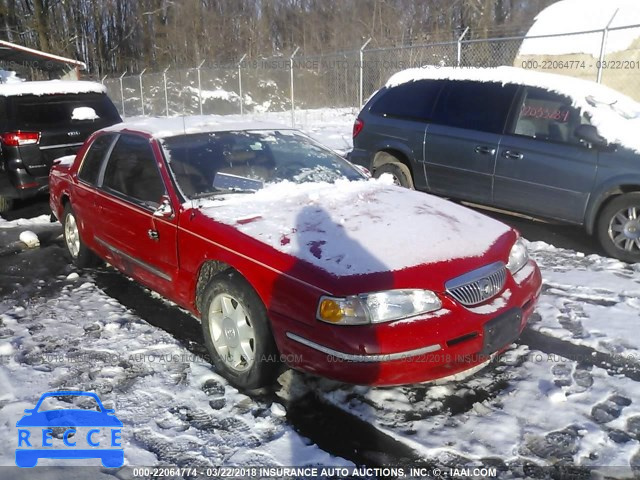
[369,80,444,121]
[102,134,166,207]
[78,134,116,185]
[513,87,586,145]
[431,81,517,133]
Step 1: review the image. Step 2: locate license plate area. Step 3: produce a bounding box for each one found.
[481,308,523,355]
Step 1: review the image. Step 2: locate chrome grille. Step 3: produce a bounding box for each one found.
[445,262,507,307]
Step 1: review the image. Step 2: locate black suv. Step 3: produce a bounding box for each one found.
[350,67,640,263]
[0,81,121,212]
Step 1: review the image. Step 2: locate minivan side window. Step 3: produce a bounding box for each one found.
[369,80,445,121]
[512,87,586,145]
[102,134,166,207]
[431,81,518,133]
[78,134,116,185]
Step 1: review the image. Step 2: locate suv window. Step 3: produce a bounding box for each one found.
[432,81,517,133]
[103,135,166,207]
[9,93,121,129]
[370,80,444,121]
[512,87,587,145]
[78,134,116,185]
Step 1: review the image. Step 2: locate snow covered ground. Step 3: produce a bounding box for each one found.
[1,111,640,478]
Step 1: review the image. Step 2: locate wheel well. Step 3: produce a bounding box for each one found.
[195,260,235,313]
[590,185,640,233]
[61,194,69,207]
[373,149,414,176]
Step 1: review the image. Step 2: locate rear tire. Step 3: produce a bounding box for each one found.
[62,204,101,268]
[596,193,640,263]
[0,196,13,213]
[201,271,280,390]
[373,156,414,189]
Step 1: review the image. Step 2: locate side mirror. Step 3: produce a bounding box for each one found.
[153,196,174,218]
[575,124,606,147]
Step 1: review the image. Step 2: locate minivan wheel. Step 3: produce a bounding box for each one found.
[62,204,101,268]
[201,271,280,390]
[0,196,13,213]
[374,162,414,189]
[597,193,640,263]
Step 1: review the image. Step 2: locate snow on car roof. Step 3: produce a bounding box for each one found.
[0,80,106,97]
[386,66,640,153]
[104,115,293,139]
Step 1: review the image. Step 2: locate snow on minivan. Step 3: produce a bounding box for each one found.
[350,66,640,263]
[0,80,121,212]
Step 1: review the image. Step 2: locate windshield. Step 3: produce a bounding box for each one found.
[161,130,364,199]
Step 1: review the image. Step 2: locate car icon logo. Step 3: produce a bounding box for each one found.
[15,390,124,468]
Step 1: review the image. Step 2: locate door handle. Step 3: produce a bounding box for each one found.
[148,229,159,240]
[474,145,496,155]
[503,150,523,160]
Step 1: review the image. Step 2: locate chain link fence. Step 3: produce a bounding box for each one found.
[102,24,640,125]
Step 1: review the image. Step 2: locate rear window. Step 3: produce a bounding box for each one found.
[8,93,120,129]
[370,80,445,121]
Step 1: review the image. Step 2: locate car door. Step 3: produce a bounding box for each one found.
[494,86,598,223]
[94,133,179,296]
[73,133,118,249]
[424,81,518,203]
[366,79,444,191]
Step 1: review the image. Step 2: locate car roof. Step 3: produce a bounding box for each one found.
[103,116,295,139]
[0,80,106,97]
[385,65,635,106]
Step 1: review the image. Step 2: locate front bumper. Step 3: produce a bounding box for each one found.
[273,260,542,386]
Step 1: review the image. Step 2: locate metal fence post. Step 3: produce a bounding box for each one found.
[139,68,146,116]
[237,54,247,115]
[597,9,619,83]
[359,38,372,108]
[196,60,205,116]
[119,71,127,118]
[163,67,170,117]
[289,47,300,127]
[457,27,469,67]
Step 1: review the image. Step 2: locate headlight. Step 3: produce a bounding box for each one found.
[317,289,442,325]
[507,238,528,273]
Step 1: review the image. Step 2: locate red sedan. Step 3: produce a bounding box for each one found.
[49,117,542,389]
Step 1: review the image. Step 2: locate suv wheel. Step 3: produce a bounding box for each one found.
[63,204,101,267]
[201,271,280,390]
[0,196,13,213]
[597,193,640,263]
[373,156,414,189]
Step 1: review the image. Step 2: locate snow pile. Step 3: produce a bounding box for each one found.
[54,155,76,167]
[387,66,640,153]
[0,70,24,84]
[18,230,39,248]
[0,80,106,97]
[197,179,511,276]
[0,214,50,229]
[519,0,640,57]
[71,106,99,121]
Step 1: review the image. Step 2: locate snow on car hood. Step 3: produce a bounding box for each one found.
[196,178,511,276]
[387,66,640,154]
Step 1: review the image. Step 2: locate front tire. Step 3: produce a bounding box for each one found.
[63,204,101,268]
[597,193,640,263]
[373,155,414,189]
[201,271,279,390]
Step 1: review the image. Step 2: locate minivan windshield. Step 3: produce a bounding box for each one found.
[162,129,365,199]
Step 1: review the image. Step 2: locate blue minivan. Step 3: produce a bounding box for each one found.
[350,66,640,263]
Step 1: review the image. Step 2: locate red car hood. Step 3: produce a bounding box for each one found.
[195,179,513,280]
